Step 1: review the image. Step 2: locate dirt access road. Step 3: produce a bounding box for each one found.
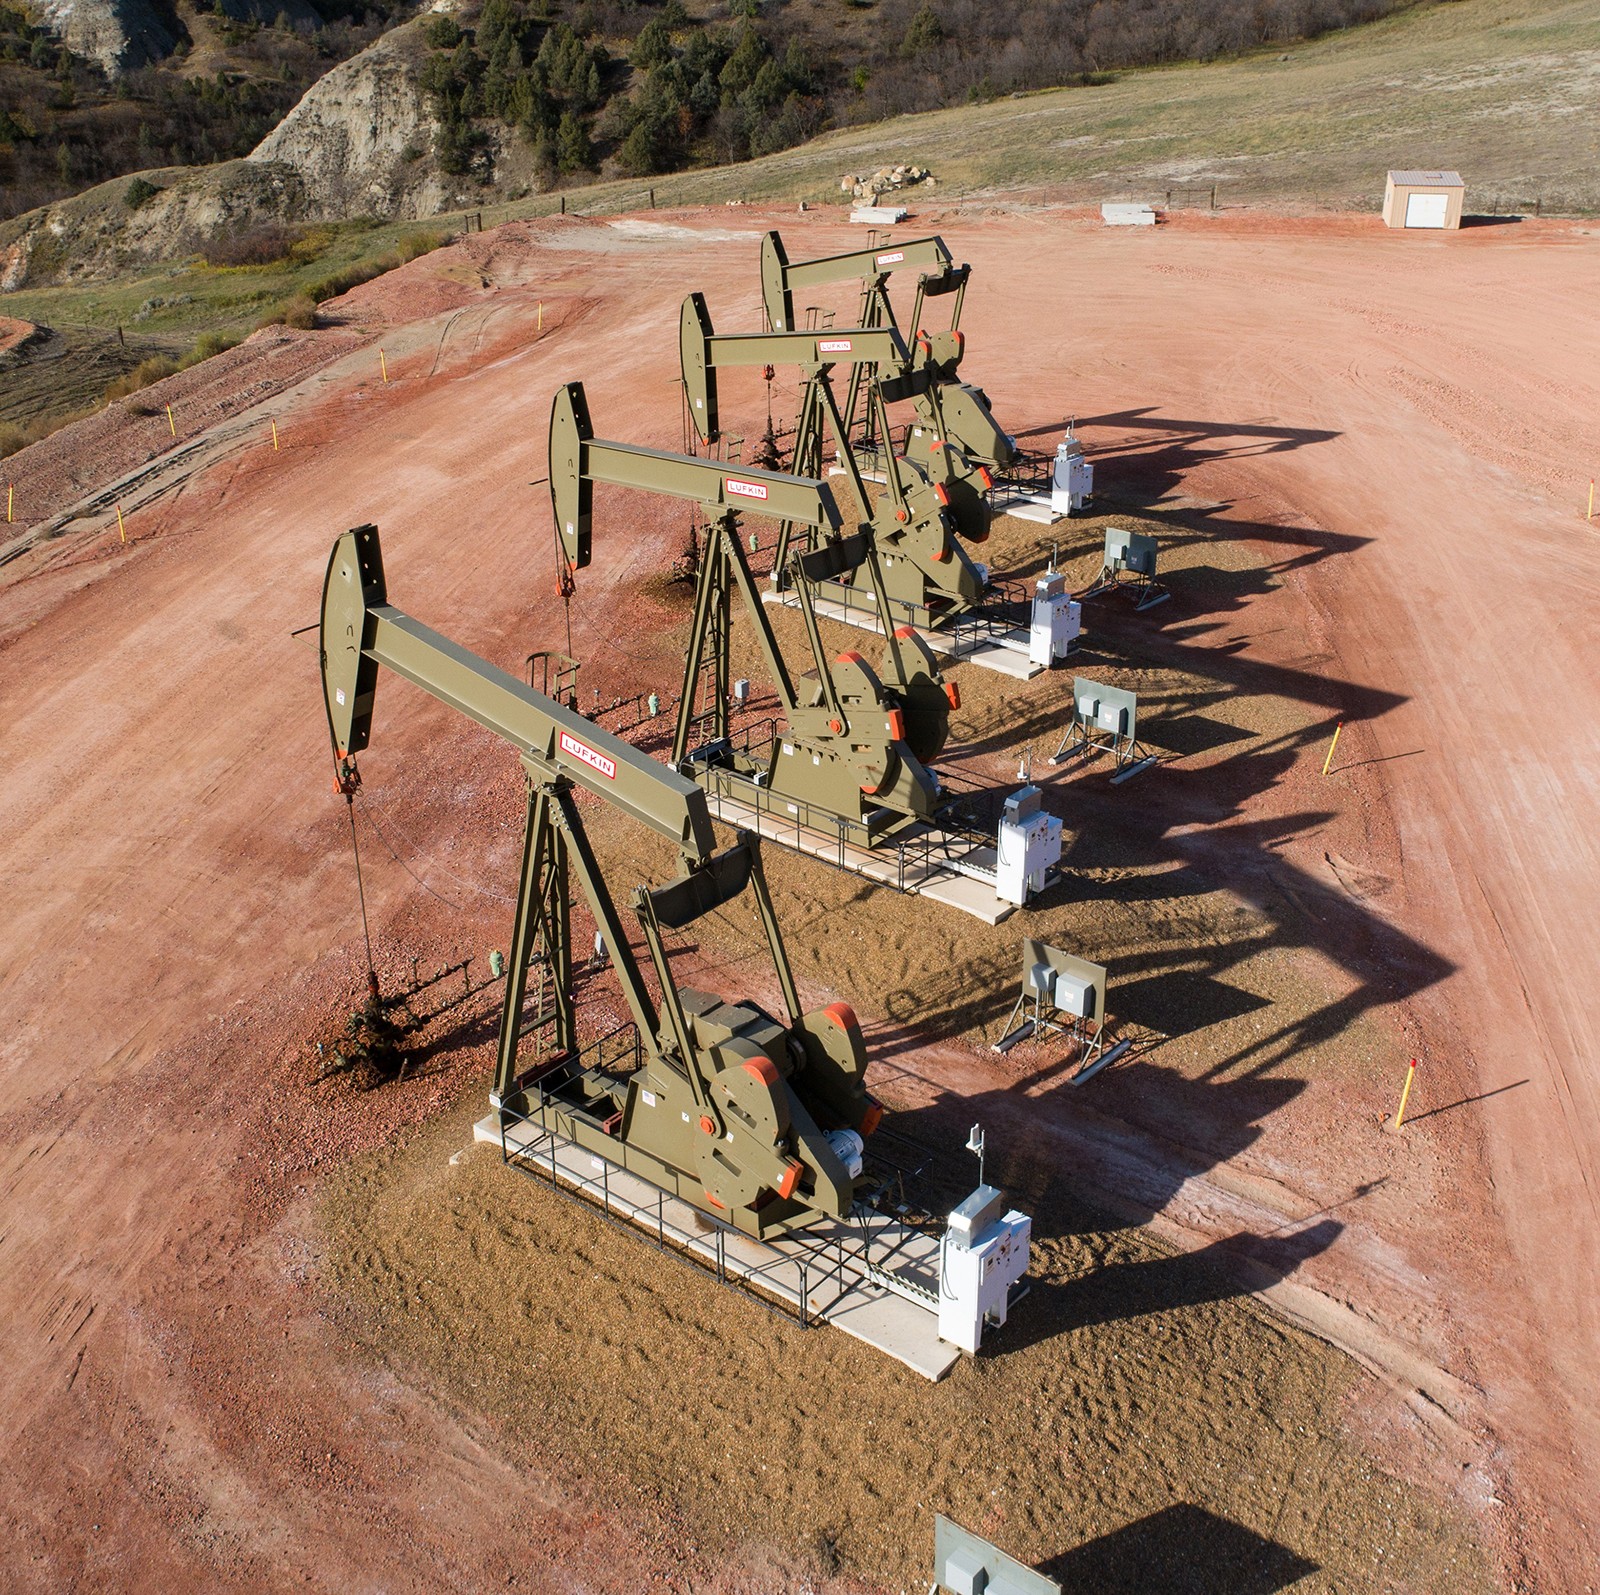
[1,206,1597,1590]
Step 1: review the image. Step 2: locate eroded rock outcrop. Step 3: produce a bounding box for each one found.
[36,0,323,74]
[36,0,181,73]
[246,24,448,220]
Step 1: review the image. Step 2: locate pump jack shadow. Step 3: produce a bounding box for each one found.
[1001,1219,1342,1354]
[1052,405,1339,488]
[1043,1502,1320,1593]
[862,1055,1342,1336]
[989,503,1371,637]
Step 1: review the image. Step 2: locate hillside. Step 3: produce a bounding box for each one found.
[0,0,411,221]
[5,0,1435,230]
[2,0,1596,448]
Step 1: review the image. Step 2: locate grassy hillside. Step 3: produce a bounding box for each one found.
[3,0,1595,450]
[0,0,413,222]
[548,0,1600,214]
[404,0,1416,189]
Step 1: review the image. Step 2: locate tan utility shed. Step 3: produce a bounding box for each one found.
[1383,170,1465,230]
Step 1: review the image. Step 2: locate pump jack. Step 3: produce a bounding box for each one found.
[680,292,988,626]
[320,523,884,1237]
[758,231,1015,495]
[548,380,954,843]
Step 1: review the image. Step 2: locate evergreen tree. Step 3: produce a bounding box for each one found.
[555,108,592,173]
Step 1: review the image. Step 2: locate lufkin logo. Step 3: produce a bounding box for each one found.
[726,478,769,501]
[876,250,905,265]
[559,729,616,780]
[818,338,854,354]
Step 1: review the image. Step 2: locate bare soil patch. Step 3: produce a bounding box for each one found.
[320,1088,1489,1594]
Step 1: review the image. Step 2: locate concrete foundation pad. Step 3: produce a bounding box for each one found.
[762,588,1042,681]
[992,490,1065,525]
[473,1113,961,1380]
[702,787,1015,924]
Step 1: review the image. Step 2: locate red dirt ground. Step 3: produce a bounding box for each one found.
[2,205,1597,1590]
[0,312,34,355]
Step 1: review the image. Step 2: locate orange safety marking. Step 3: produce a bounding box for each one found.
[743,1056,780,1086]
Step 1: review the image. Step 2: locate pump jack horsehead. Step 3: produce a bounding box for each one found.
[681,291,989,627]
[548,379,954,841]
[320,524,883,1237]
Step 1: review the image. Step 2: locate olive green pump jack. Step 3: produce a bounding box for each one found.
[548,380,951,837]
[320,524,882,1236]
[758,230,1015,488]
[680,291,988,624]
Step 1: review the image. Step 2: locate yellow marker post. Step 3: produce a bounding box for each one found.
[6,483,12,524]
[1321,720,1344,777]
[116,504,127,545]
[271,420,280,452]
[166,403,176,438]
[1392,1058,1419,1130]
[380,349,389,384]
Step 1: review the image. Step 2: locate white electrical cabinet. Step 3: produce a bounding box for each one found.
[938,1186,1033,1353]
[996,785,1062,906]
[1050,436,1093,514]
[1029,572,1081,667]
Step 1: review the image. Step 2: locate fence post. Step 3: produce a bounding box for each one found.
[560,194,566,215]
[1210,184,1217,210]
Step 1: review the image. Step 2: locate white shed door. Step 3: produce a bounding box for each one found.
[1405,192,1449,228]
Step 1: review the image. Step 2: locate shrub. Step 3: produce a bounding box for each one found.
[202,223,301,267]
[103,355,179,400]
[182,329,239,365]
[425,14,463,49]
[394,228,449,263]
[124,176,160,209]
[303,230,449,306]
[282,296,317,329]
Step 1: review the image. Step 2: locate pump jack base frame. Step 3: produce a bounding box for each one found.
[474,1111,961,1380]
[762,586,1045,681]
[698,777,1019,925]
[989,491,1070,525]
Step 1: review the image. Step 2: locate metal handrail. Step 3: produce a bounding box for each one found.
[493,1096,956,1333]
[494,1099,840,1329]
